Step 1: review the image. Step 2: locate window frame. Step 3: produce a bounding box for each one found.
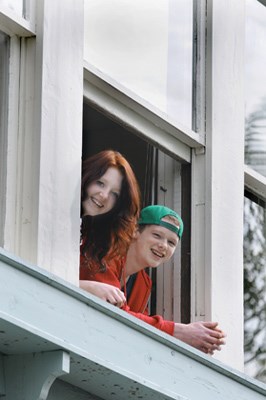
[244,165,266,204]
[0,1,36,250]
[0,31,10,246]
[0,2,35,37]
[83,62,205,163]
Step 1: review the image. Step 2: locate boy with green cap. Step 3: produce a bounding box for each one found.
[80,205,226,354]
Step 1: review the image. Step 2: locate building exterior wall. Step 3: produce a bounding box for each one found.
[0,0,265,395]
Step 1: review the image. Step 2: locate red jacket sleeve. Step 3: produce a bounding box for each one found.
[122,304,175,336]
[80,254,175,336]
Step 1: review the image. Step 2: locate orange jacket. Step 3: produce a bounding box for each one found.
[126,269,151,313]
[80,254,175,336]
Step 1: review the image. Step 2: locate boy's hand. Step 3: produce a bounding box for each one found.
[174,321,226,354]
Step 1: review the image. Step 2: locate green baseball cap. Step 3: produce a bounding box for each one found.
[138,205,184,239]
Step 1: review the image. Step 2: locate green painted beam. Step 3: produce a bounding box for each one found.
[0,248,265,400]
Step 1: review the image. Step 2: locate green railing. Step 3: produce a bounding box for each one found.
[0,248,265,400]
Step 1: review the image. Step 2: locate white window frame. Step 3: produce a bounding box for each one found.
[0,3,35,252]
[0,31,9,246]
[83,62,203,163]
[244,165,266,202]
[192,0,246,371]
[1,0,84,286]
[0,1,35,37]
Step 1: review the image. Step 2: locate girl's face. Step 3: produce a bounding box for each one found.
[82,167,123,216]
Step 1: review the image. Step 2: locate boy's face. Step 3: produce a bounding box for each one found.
[134,224,179,268]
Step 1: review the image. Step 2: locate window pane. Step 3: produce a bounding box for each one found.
[84,0,193,129]
[245,0,266,177]
[244,196,266,382]
[0,31,10,246]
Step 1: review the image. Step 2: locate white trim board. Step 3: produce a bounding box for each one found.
[0,6,35,36]
[244,164,266,202]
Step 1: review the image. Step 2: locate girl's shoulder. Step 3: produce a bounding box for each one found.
[107,256,126,276]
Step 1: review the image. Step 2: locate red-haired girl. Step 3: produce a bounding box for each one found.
[79,150,141,304]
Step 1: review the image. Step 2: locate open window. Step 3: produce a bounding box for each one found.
[82,100,191,323]
[82,0,200,326]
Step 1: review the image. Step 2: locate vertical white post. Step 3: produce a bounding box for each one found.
[205,0,245,369]
[35,0,84,284]
[192,0,245,371]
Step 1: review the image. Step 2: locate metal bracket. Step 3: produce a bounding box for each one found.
[3,350,70,400]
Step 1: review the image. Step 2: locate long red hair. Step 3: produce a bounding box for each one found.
[81,150,141,272]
